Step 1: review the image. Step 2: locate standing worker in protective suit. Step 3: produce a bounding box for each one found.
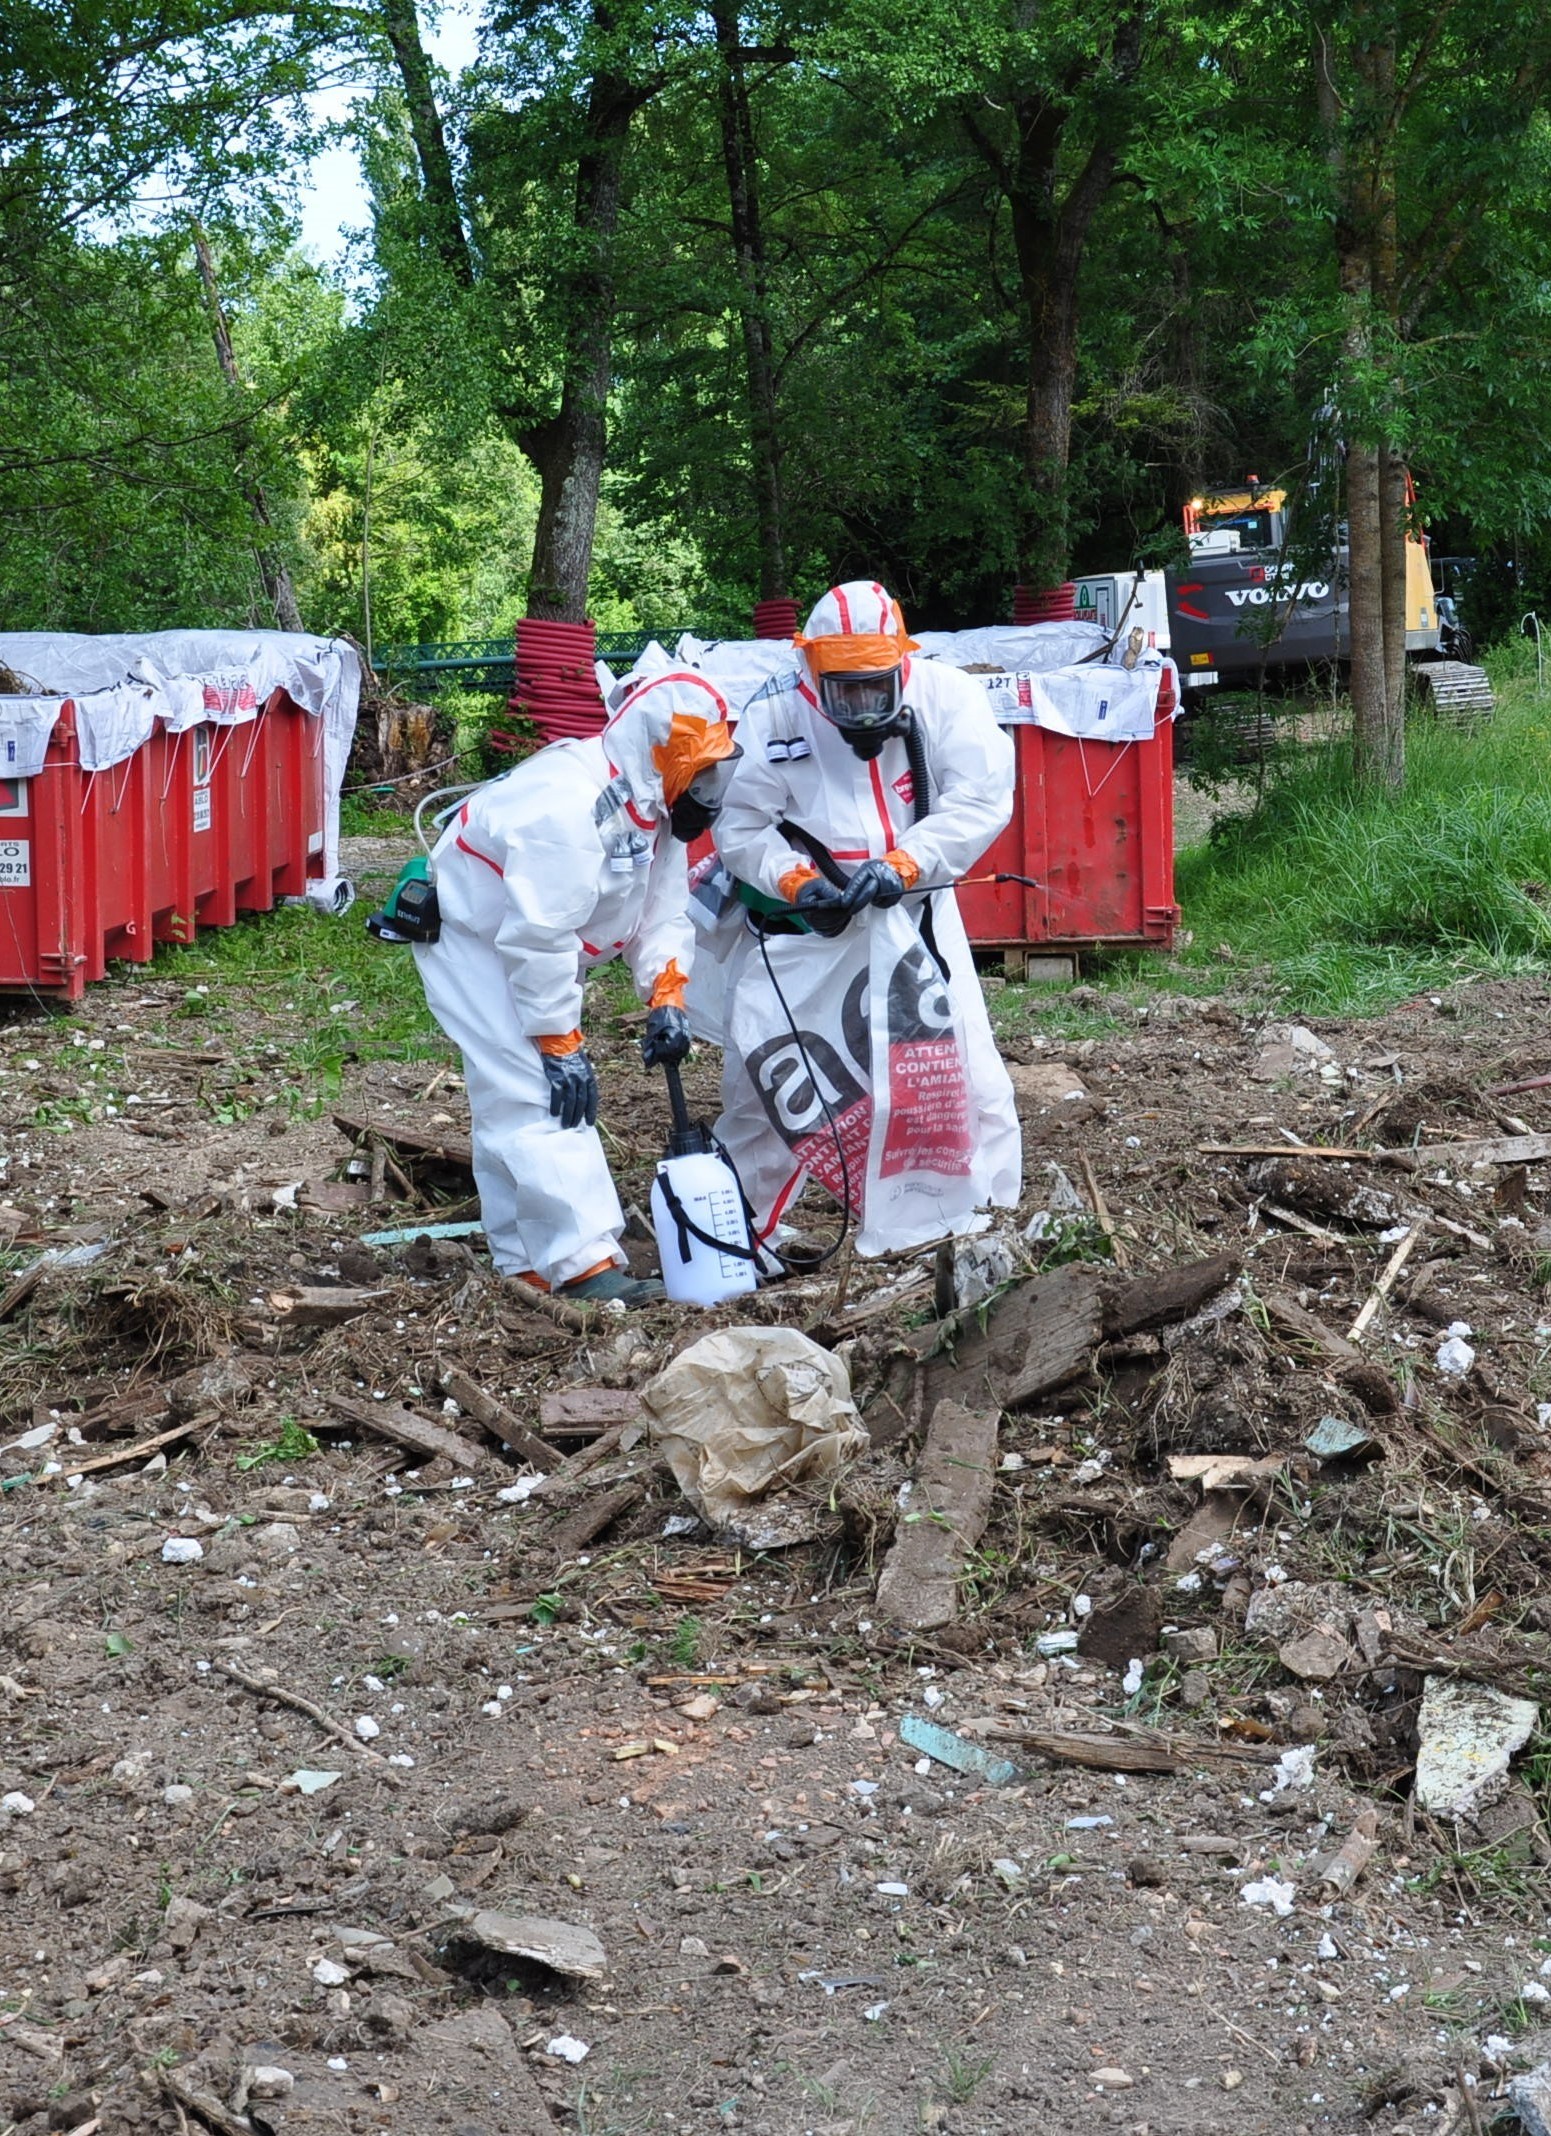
[414,670,737,1306]
[711,580,1021,1255]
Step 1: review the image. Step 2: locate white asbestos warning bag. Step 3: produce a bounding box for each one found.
[716,903,992,1255]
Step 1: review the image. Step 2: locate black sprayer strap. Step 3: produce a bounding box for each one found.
[656,1153,765,1263]
[901,713,950,985]
[777,820,851,887]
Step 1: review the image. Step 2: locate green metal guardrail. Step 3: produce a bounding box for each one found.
[374,630,679,691]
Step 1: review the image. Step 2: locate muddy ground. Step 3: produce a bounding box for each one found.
[4,837,1551,2136]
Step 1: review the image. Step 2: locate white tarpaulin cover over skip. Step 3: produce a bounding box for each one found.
[0,630,361,894]
[619,624,1174,744]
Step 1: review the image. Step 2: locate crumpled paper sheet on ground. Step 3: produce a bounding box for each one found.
[641,1327,867,1531]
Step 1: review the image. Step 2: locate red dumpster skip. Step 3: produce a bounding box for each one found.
[954,665,1179,957]
[0,691,328,1000]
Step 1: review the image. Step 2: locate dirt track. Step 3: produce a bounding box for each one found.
[3,847,1551,2134]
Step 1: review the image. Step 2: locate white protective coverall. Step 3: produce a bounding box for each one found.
[712,597,1022,1255]
[414,671,730,1288]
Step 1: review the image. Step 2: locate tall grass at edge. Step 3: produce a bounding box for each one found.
[1173,678,1551,1012]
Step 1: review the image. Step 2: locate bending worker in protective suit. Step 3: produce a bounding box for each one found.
[712,581,1022,1254]
[414,670,736,1306]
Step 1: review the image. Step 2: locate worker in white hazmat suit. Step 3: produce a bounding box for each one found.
[414,670,737,1305]
[711,580,1021,1255]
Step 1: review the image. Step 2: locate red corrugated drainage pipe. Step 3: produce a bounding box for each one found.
[496,616,609,751]
[1012,582,1078,624]
[752,598,800,641]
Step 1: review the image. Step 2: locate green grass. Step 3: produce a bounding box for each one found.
[989,669,1551,1037]
[1167,677,1551,1013]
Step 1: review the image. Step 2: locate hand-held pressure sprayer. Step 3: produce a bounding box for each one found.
[650,1060,761,1306]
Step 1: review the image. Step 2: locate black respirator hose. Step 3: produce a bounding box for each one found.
[901,713,950,984]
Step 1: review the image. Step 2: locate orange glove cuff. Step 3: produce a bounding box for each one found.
[649,959,689,1009]
[883,849,921,890]
[779,863,819,903]
[535,1029,585,1058]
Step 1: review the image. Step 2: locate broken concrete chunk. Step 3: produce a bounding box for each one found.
[1162,1626,1217,1664]
[457,1910,607,1981]
[1414,1677,1539,1818]
[1243,1580,1349,1644]
[164,1895,210,1952]
[1278,1627,1351,1683]
[1005,1061,1089,1107]
[1509,2062,1551,2136]
[1251,1022,1338,1082]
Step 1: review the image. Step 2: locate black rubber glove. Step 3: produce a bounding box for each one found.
[839,859,908,912]
[541,1048,599,1130]
[794,875,850,938]
[641,1004,692,1067]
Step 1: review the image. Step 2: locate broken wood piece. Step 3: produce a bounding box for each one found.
[0,1265,45,1323]
[1200,1143,1374,1161]
[332,1109,474,1172]
[1488,1073,1551,1098]
[267,1284,388,1326]
[504,1277,596,1332]
[1168,1452,1287,1492]
[1262,1203,1343,1249]
[1100,1252,1242,1338]
[213,1660,404,1785]
[322,1392,500,1477]
[441,1368,561,1473]
[551,1421,626,1481]
[548,1479,644,1558]
[1261,1292,1399,1414]
[875,1400,998,1630]
[1319,1805,1379,1895]
[159,2070,256,2136]
[1014,1727,1277,1774]
[540,1387,644,1436]
[1347,1223,1424,1342]
[1077,1151,1129,1268]
[1399,1129,1551,1170]
[46,1417,201,1481]
[1429,1211,1493,1250]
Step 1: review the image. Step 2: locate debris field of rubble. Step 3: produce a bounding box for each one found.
[6,857,1551,2134]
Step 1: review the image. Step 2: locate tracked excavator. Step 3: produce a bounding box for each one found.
[1161,480,1494,718]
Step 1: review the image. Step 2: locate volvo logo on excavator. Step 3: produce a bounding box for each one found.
[1223,581,1331,607]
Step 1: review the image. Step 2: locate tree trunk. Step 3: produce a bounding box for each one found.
[521,77,637,622]
[1377,442,1410,743]
[975,15,1142,590]
[378,0,474,288]
[711,0,786,602]
[190,220,305,634]
[1346,440,1394,783]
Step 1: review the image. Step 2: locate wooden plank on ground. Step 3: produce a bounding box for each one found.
[540,1388,643,1435]
[331,1110,474,1172]
[1262,1292,1399,1414]
[875,1400,999,1631]
[442,1368,562,1473]
[930,1262,1104,1416]
[548,1480,644,1558]
[323,1392,500,1475]
[1100,1252,1242,1338]
[268,1285,388,1326]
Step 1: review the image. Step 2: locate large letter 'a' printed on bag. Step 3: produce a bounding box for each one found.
[724,903,984,1254]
